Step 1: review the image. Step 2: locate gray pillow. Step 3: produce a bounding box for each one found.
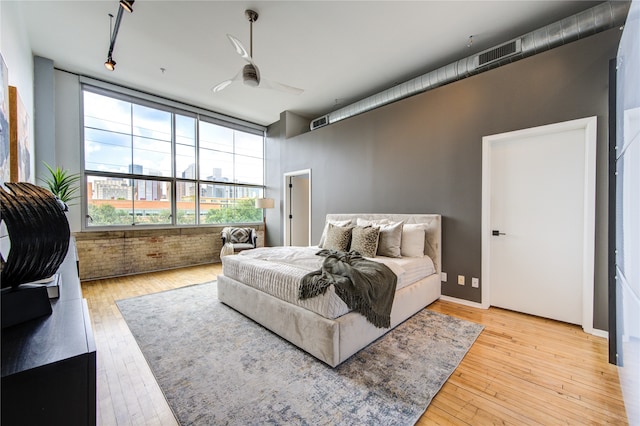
[350,226,380,258]
[377,221,403,258]
[318,219,351,247]
[322,223,353,251]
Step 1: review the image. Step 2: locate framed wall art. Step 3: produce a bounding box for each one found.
[9,85,32,183]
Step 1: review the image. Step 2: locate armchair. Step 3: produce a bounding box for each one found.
[220,227,257,256]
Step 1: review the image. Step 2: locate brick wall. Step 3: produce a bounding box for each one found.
[74,225,264,281]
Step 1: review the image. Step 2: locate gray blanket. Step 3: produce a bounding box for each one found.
[299,249,397,328]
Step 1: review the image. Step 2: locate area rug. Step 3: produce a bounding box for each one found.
[117,282,483,425]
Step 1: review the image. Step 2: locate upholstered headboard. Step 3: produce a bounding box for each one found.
[325,214,442,274]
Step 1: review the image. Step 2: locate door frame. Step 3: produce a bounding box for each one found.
[481,116,598,334]
[283,169,312,246]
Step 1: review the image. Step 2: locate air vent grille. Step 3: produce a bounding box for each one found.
[475,39,522,68]
[310,115,329,130]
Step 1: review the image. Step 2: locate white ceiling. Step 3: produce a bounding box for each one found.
[18,1,600,127]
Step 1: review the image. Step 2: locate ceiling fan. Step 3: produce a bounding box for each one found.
[212,9,303,95]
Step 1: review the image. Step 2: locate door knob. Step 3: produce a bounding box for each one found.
[492,230,506,236]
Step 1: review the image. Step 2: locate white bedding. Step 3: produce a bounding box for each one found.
[221,246,436,320]
[218,213,442,367]
[373,254,436,289]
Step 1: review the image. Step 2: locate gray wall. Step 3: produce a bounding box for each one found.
[266,28,621,331]
[53,70,83,232]
[18,57,82,232]
[34,56,56,181]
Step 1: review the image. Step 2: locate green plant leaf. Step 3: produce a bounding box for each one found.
[38,162,81,204]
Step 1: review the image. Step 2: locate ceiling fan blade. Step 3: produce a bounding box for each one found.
[259,78,304,95]
[211,80,233,93]
[211,70,242,93]
[226,34,254,64]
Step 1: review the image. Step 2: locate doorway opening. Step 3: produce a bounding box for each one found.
[283,169,311,246]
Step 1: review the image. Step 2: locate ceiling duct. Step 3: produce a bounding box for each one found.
[310,115,329,130]
[474,39,522,68]
[310,0,629,131]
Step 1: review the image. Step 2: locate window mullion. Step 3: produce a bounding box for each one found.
[195,114,200,225]
[130,103,135,226]
[82,88,264,228]
[171,113,176,226]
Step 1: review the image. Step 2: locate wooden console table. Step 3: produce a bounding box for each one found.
[1,238,96,425]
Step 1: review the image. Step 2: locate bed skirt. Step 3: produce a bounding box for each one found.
[217,272,441,367]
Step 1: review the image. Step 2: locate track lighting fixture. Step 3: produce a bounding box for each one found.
[103,0,133,71]
[104,56,116,71]
[119,0,134,13]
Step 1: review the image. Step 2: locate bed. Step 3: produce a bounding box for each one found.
[217,213,442,367]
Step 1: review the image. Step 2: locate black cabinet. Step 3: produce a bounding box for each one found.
[1,240,96,425]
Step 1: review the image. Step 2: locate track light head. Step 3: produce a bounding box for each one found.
[119,0,134,13]
[104,57,116,71]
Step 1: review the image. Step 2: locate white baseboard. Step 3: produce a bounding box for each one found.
[439,295,609,340]
[438,295,486,309]
[587,328,608,339]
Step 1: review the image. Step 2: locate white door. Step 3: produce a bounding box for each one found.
[482,117,597,330]
[283,170,311,246]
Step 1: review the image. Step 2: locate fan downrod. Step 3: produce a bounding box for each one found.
[245,9,258,23]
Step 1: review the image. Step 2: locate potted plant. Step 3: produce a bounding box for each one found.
[38,162,80,208]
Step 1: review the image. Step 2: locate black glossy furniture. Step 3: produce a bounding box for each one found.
[1,238,96,426]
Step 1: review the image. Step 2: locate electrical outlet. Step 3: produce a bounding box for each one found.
[458,275,465,286]
[472,277,479,288]
[441,272,447,282]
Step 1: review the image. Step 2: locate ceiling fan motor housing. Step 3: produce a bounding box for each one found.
[242,64,260,86]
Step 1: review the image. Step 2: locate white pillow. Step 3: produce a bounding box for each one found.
[376,221,403,258]
[356,218,392,227]
[401,224,426,257]
[318,219,351,247]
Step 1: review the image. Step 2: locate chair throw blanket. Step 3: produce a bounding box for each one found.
[220,243,235,258]
[299,249,397,328]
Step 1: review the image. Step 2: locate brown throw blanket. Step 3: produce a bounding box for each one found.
[299,249,397,328]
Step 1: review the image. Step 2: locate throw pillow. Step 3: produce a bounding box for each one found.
[377,221,403,258]
[230,227,252,244]
[323,223,353,251]
[401,224,426,257]
[318,219,351,247]
[350,226,380,258]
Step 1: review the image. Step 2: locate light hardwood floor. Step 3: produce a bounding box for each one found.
[82,264,628,425]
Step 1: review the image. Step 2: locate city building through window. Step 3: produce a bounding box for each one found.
[82,88,265,228]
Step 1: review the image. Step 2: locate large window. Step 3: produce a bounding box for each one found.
[82,88,265,228]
